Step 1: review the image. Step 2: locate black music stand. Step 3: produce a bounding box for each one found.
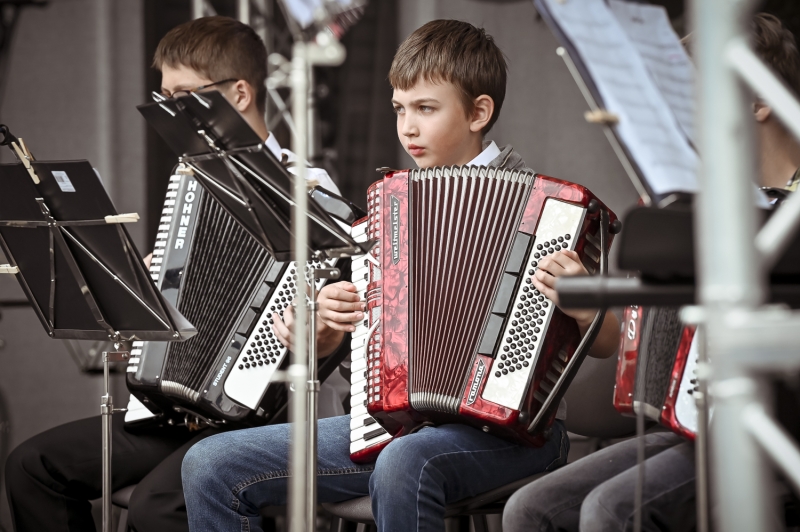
[138,91,371,261]
[0,140,196,532]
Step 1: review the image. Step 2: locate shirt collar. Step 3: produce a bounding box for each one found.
[265,133,282,160]
[465,141,501,167]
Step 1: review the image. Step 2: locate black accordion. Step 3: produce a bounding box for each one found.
[126,169,355,427]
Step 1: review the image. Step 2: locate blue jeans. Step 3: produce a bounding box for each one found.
[182,415,568,532]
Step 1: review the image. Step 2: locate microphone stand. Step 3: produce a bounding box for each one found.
[285,32,346,532]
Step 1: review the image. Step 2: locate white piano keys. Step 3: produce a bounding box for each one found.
[350,391,368,409]
[351,356,367,374]
[350,421,386,442]
[351,403,369,420]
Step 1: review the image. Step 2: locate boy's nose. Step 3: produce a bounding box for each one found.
[401,119,418,138]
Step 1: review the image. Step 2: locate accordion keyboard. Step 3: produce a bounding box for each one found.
[129,175,181,372]
[349,189,392,459]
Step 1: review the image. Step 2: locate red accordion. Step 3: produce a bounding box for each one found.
[349,166,617,462]
[613,305,698,440]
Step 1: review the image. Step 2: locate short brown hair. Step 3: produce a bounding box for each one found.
[752,13,800,96]
[153,16,267,113]
[389,20,508,134]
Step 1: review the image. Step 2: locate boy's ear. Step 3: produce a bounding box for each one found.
[469,95,495,133]
[230,80,254,113]
[754,100,772,123]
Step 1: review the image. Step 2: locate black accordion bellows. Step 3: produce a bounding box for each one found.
[160,193,271,401]
[635,307,684,410]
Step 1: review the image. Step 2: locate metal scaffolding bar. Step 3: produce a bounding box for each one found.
[691,0,800,529]
[238,0,251,24]
[744,403,800,496]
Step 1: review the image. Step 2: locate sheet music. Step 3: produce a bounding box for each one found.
[608,0,696,145]
[539,0,698,195]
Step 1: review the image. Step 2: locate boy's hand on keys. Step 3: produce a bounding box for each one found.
[271,281,365,358]
[317,282,366,332]
[532,249,596,327]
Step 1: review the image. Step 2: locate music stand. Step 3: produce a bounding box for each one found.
[138,91,370,261]
[0,139,196,532]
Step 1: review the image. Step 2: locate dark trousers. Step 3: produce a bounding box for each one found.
[503,432,695,532]
[4,414,213,532]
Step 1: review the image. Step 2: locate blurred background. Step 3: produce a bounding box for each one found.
[0,0,797,529]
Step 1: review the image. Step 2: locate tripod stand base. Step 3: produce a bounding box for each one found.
[102,350,129,532]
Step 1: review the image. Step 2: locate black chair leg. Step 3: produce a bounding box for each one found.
[329,516,344,532]
[116,508,129,532]
[471,514,490,532]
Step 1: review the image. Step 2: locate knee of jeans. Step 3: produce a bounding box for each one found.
[370,436,437,501]
[579,484,622,532]
[181,439,219,489]
[502,482,549,532]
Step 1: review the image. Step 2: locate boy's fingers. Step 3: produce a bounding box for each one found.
[319,314,362,332]
[535,260,563,281]
[323,286,363,303]
[272,312,291,348]
[318,309,364,332]
[534,268,557,288]
[320,298,365,313]
[320,283,359,299]
[548,250,574,269]
[532,276,558,303]
[283,305,295,326]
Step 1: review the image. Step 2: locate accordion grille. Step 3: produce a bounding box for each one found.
[408,166,534,414]
[161,193,271,396]
[637,307,683,412]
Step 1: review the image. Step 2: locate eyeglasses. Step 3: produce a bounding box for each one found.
[163,79,238,99]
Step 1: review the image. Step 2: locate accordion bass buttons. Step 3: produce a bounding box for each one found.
[223,259,338,410]
[481,199,587,411]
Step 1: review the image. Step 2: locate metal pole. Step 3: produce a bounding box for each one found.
[288,40,310,532]
[191,0,205,20]
[101,351,113,532]
[95,0,113,200]
[307,280,319,528]
[694,325,710,532]
[237,0,250,24]
[307,67,317,161]
[691,0,774,530]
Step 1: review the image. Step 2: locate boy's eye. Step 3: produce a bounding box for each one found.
[393,106,404,115]
[419,105,433,112]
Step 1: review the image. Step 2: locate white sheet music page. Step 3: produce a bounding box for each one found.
[608,0,696,145]
[541,0,698,195]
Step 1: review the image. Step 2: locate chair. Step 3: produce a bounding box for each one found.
[324,347,635,532]
[111,485,137,532]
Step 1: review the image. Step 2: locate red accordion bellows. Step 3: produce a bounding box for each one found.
[614,305,698,440]
[349,166,617,462]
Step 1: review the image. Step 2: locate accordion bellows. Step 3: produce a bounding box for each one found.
[614,305,699,440]
[349,165,617,461]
